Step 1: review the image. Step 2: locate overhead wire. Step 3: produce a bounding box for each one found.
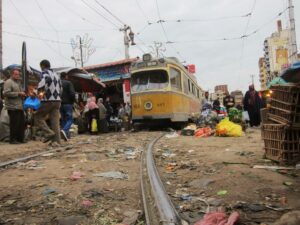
[34,0,63,63]
[80,0,120,29]
[94,0,126,26]
[55,0,107,30]
[154,0,185,61]
[9,0,71,62]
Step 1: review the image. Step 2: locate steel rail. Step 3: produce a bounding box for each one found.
[141,134,184,225]
[0,144,74,169]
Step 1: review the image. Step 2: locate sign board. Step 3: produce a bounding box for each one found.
[187,64,196,74]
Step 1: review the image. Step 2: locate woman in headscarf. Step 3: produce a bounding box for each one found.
[243,85,262,127]
[84,93,99,133]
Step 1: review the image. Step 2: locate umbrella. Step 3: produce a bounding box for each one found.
[280,61,300,83]
[54,67,106,93]
[267,77,288,89]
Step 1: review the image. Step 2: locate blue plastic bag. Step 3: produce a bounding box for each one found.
[24,97,41,110]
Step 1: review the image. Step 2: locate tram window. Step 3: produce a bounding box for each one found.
[131,70,168,92]
[192,83,195,95]
[188,80,191,92]
[170,67,182,91]
[183,77,189,94]
[197,89,200,98]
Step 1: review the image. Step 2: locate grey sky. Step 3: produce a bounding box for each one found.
[3,0,300,92]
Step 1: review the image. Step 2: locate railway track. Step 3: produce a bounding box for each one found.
[141,134,187,225]
[0,133,186,224]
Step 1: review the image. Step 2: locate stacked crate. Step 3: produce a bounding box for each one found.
[262,84,300,165]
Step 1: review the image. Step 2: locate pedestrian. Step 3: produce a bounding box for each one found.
[84,94,99,134]
[223,92,235,112]
[3,68,26,144]
[243,84,262,127]
[104,97,113,123]
[60,72,75,140]
[35,60,63,145]
[118,103,126,120]
[212,98,221,114]
[97,98,108,133]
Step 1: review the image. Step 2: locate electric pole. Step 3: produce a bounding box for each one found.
[120,25,135,59]
[80,37,83,67]
[70,34,95,68]
[0,0,3,71]
[288,0,298,63]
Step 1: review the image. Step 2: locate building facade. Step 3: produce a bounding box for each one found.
[262,20,292,87]
[258,57,268,90]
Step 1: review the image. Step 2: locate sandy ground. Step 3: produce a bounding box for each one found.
[0,132,160,225]
[154,128,300,225]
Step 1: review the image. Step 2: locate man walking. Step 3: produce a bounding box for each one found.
[60,72,75,140]
[35,60,62,145]
[3,68,26,144]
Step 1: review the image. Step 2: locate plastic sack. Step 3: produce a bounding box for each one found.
[216,118,243,137]
[194,127,212,137]
[91,118,98,132]
[24,96,41,110]
[242,111,250,121]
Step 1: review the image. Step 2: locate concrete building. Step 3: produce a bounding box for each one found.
[214,85,228,94]
[263,20,292,86]
[231,90,244,106]
[210,90,226,104]
[258,57,268,90]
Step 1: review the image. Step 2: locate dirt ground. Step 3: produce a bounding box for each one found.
[0,132,160,225]
[154,128,300,225]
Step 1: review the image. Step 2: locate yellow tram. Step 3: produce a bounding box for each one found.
[130,54,203,123]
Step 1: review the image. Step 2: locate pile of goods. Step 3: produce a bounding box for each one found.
[261,84,300,165]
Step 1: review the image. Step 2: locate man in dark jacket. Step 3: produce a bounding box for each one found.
[60,72,75,140]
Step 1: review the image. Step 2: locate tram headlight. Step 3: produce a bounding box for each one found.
[144,101,153,110]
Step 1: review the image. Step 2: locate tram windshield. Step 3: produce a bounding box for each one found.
[131,70,168,92]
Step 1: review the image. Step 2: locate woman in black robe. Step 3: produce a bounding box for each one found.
[243,85,262,127]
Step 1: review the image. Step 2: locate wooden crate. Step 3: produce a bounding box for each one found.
[262,124,300,165]
[268,107,300,128]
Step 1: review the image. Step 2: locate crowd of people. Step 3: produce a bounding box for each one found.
[202,84,264,128]
[0,60,132,145]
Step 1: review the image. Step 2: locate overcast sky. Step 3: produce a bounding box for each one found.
[3,0,300,92]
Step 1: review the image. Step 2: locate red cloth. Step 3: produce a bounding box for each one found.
[194,212,239,225]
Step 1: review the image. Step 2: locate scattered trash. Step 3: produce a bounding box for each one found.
[234,202,266,212]
[216,118,243,137]
[223,161,249,166]
[182,124,197,136]
[194,127,214,137]
[82,189,103,198]
[165,132,179,138]
[189,179,215,189]
[4,200,16,205]
[253,165,294,171]
[121,210,140,225]
[93,171,128,180]
[235,151,255,157]
[283,181,293,186]
[42,153,55,157]
[217,190,228,196]
[42,187,57,196]
[56,215,86,225]
[124,147,142,160]
[194,211,239,225]
[162,149,176,158]
[70,171,85,181]
[272,210,300,225]
[81,199,93,207]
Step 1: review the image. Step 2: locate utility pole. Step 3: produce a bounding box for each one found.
[120,25,135,59]
[0,0,3,71]
[288,0,298,64]
[70,34,95,68]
